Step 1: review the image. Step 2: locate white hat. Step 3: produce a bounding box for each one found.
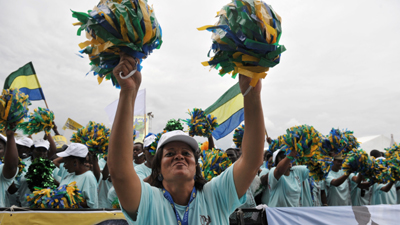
[57,143,88,158]
[16,137,33,148]
[157,130,198,152]
[272,149,281,163]
[34,139,50,150]
[144,134,156,148]
[0,134,7,143]
[376,156,386,160]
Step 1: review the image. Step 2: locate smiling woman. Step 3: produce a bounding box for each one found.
[108,53,266,224]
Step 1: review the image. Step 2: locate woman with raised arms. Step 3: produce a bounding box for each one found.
[108,53,266,224]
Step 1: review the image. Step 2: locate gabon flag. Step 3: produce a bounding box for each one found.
[3,62,45,101]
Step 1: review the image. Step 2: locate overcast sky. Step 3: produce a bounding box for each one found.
[0,0,399,150]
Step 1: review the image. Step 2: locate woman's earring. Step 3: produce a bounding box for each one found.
[158,174,163,181]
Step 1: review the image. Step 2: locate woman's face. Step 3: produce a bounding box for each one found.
[133,143,144,160]
[160,141,196,182]
[64,157,76,173]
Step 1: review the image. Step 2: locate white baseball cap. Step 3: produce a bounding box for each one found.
[272,149,281,163]
[16,137,33,148]
[144,134,156,148]
[156,130,198,152]
[57,143,88,158]
[34,139,50,150]
[0,134,7,143]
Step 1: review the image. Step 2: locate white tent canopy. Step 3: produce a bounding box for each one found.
[358,135,395,155]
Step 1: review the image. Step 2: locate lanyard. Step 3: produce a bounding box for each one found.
[163,187,197,225]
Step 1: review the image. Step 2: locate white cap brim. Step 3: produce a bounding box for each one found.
[157,131,198,152]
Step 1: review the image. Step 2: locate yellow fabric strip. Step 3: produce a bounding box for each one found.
[102,12,118,32]
[119,14,130,42]
[197,25,214,31]
[10,74,41,89]
[208,93,243,124]
[91,41,115,56]
[139,0,152,44]
[72,22,82,26]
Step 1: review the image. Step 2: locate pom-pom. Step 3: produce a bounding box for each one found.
[112,197,120,209]
[199,0,286,87]
[149,131,165,155]
[384,144,400,182]
[70,121,111,155]
[18,107,55,135]
[328,128,348,155]
[282,125,322,159]
[72,0,162,88]
[25,158,57,192]
[299,156,332,181]
[343,130,360,153]
[164,119,184,132]
[342,149,373,177]
[26,182,85,209]
[268,135,285,154]
[184,108,218,137]
[233,124,245,148]
[132,125,136,142]
[0,88,31,131]
[200,148,232,181]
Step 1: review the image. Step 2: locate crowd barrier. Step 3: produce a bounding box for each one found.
[1,205,399,224]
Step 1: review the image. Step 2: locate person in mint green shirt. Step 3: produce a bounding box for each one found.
[57,143,98,208]
[349,173,371,206]
[107,61,265,225]
[135,134,156,181]
[132,142,145,167]
[1,126,19,207]
[370,181,397,205]
[396,181,400,204]
[325,154,352,206]
[268,150,309,207]
[259,167,270,205]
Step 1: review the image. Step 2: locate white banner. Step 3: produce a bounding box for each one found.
[265,204,400,225]
[104,89,146,126]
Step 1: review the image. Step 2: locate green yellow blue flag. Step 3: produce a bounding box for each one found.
[3,62,45,101]
[205,83,244,140]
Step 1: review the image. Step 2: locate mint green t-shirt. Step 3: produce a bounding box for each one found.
[59,170,98,208]
[370,182,397,205]
[325,169,351,206]
[349,173,371,206]
[259,168,270,205]
[396,181,400,204]
[121,164,246,225]
[300,177,313,207]
[98,173,113,208]
[134,163,152,180]
[98,158,107,170]
[268,166,309,207]
[15,157,33,207]
[0,164,18,207]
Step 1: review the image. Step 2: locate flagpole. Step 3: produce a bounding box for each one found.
[44,99,50,109]
[144,113,147,138]
[265,128,269,139]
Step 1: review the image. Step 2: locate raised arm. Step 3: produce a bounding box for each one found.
[273,150,297,180]
[3,124,19,179]
[108,53,142,216]
[330,174,350,187]
[380,181,394,193]
[233,75,265,198]
[46,132,57,159]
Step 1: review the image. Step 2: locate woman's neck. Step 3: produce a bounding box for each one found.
[163,180,195,205]
[75,165,89,175]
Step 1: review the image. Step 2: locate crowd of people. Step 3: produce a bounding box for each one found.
[0,59,399,224]
[1,128,399,210]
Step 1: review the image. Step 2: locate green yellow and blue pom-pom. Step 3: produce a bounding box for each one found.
[0,88,31,131]
[282,125,322,159]
[164,119,184,132]
[384,144,400,182]
[185,108,218,137]
[72,0,162,88]
[25,158,57,192]
[112,197,120,209]
[199,0,286,87]
[26,181,85,209]
[328,128,349,155]
[233,124,245,148]
[200,148,232,181]
[18,107,55,135]
[149,131,165,155]
[268,135,285,154]
[71,121,111,155]
[343,130,360,153]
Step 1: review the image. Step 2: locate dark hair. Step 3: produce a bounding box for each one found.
[225,148,238,157]
[71,156,86,165]
[370,149,381,158]
[149,145,207,191]
[134,142,144,149]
